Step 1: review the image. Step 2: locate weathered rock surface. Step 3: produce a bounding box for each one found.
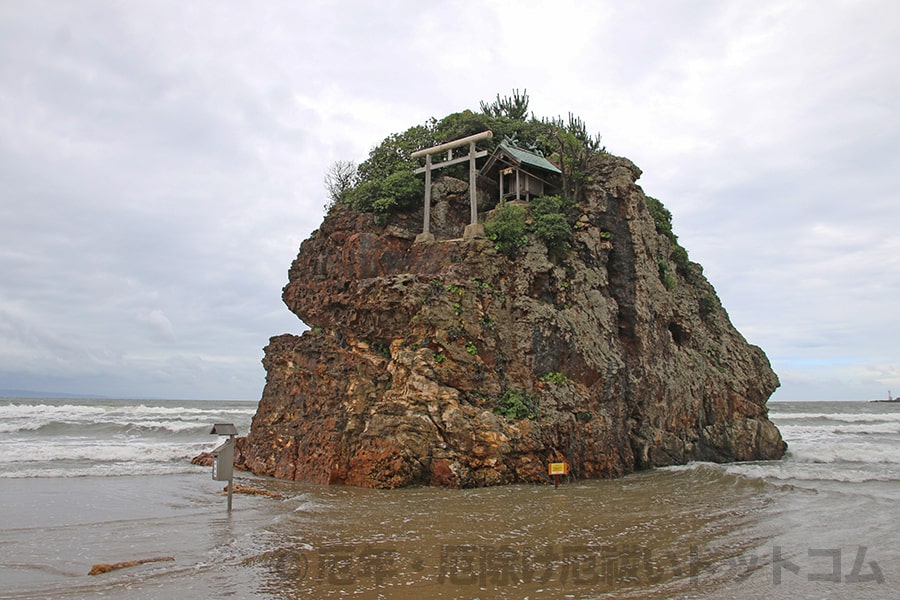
[234,155,785,488]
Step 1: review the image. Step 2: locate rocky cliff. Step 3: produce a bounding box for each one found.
[234,154,785,488]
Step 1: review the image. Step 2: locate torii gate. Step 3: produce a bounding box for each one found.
[412,130,493,242]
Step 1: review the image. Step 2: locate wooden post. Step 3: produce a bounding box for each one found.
[423,153,432,234]
[416,154,435,242]
[469,141,478,225]
[227,471,233,512]
[223,433,235,513]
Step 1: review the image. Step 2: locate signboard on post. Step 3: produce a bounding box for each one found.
[212,438,234,482]
[210,423,238,512]
[549,462,568,488]
[549,462,568,476]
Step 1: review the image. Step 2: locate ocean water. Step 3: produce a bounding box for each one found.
[1,398,897,599]
[0,398,257,479]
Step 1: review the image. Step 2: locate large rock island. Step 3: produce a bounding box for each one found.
[233,107,785,488]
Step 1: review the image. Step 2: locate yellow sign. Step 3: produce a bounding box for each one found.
[548,462,568,476]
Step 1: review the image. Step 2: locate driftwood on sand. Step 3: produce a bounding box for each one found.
[88,556,174,576]
[228,483,283,499]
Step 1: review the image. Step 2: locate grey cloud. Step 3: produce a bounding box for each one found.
[1,1,898,401]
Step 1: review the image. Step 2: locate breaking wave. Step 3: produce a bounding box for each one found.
[0,398,255,478]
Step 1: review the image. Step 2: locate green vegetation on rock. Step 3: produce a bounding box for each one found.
[484,202,528,257]
[647,195,693,280]
[325,90,608,221]
[539,371,569,384]
[529,194,573,261]
[657,257,677,291]
[699,293,718,319]
[494,389,538,420]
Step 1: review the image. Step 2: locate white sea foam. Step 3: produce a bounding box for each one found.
[777,423,900,441]
[785,440,900,464]
[0,403,106,421]
[796,422,900,435]
[723,461,900,484]
[663,403,900,487]
[1,462,208,478]
[0,401,255,434]
[109,419,209,432]
[769,411,900,423]
[669,457,900,485]
[0,399,254,477]
[0,402,254,421]
[0,440,215,465]
[0,439,221,478]
[0,420,210,434]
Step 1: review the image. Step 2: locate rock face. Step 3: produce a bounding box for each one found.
[234,155,785,488]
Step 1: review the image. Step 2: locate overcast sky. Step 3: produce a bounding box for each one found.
[1,1,898,401]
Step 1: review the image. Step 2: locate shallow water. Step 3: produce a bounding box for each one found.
[1,469,768,599]
[1,399,897,598]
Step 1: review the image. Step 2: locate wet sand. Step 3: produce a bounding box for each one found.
[4,398,900,599]
[3,464,895,599]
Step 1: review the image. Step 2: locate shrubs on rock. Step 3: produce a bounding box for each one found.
[484,202,527,257]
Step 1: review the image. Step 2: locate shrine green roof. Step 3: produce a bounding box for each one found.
[496,140,562,174]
